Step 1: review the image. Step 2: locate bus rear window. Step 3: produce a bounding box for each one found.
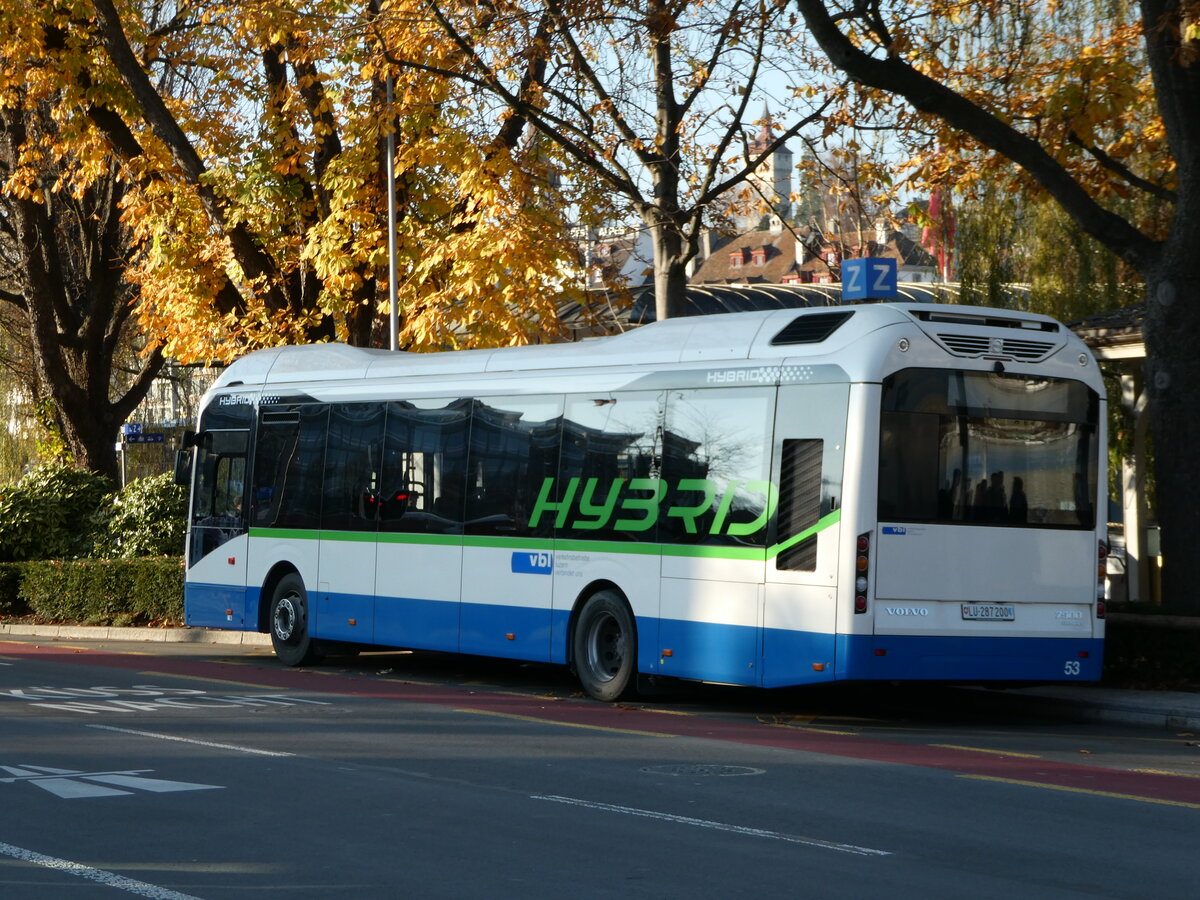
[878,369,1099,529]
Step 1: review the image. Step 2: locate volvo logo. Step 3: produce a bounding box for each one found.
[884,607,929,616]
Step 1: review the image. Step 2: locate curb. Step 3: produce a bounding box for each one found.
[1050,695,1200,732]
[968,685,1200,733]
[1022,700,1200,734]
[0,622,272,647]
[5,623,1198,732]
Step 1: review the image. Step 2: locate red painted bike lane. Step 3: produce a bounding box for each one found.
[5,641,1199,807]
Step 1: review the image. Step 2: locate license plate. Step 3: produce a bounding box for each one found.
[961,603,1015,621]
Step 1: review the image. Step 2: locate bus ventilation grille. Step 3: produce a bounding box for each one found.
[935,333,1058,361]
[770,311,855,345]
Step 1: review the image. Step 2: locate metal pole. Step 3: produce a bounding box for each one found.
[386,75,399,352]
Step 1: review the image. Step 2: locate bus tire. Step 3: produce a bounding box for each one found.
[269,573,323,667]
[573,591,637,702]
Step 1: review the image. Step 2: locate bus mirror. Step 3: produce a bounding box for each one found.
[181,429,197,448]
[173,449,193,487]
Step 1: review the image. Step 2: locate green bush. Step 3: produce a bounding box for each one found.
[93,473,187,559]
[0,463,113,562]
[1103,616,1200,690]
[18,558,184,626]
[0,562,27,617]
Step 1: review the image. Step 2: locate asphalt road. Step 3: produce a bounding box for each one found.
[2,638,1199,899]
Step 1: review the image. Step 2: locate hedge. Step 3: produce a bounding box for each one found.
[12,557,184,626]
[0,562,24,617]
[1102,614,1200,690]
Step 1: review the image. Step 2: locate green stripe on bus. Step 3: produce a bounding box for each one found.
[250,528,316,541]
[249,511,841,561]
[766,508,842,558]
[552,539,665,558]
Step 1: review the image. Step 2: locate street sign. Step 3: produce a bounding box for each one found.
[841,257,898,300]
[120,422,143,436]
[125,433,166,444]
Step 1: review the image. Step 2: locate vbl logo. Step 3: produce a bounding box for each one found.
[511,551,554,575]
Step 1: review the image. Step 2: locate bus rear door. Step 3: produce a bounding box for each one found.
[762,382,849,688]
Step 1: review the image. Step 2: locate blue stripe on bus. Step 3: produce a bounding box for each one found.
[185,583,249,629]
[372,593,459,653]
[761,627,839,688]
[187,582,1103,686]
[655,617,763,686]
[833,633,1104,682]
[459,601,553,661]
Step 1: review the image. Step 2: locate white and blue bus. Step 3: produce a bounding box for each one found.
[180,304,1107,700]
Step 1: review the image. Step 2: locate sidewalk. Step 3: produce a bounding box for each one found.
[3,622,1198,731]
[971,683,1200,732]
[0,621,270,647]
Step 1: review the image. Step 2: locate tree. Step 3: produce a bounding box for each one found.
[2,1,580,363]
[388,0,839,322]
[794,0,1198,613]
[955,184,1143,323]
[0,98,164,480]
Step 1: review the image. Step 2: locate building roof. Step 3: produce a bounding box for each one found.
[629,281,963,323]
[1067,304,1146,360]
[691,229,801,284]
[689,225,936,287]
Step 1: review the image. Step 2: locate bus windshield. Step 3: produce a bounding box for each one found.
[188,429,249,565]
[878,368,1099,528]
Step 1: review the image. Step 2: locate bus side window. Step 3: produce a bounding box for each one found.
[558,392,662,541]
[380,399,470,534]
[776,438,823,571]
[660,387,774,546]
[464,396,563,537]
[253,406,328,530]
[323,402,385,532]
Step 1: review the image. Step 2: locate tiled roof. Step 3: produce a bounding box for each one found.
[1067,303,1146,360]
[689,226,936,286]
[1068,303,1145,337]
[628,282,961,323]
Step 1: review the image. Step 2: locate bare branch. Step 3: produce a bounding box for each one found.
[1068,131,1177,204]
[793,0,1158,271]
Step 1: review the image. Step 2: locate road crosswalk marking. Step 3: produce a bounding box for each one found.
[1,764,223,799]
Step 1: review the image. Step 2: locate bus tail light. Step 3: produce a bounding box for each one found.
[1096,541,1107,618]
[854,532,870,614]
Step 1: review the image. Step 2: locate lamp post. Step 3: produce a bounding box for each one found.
[386,75,399,352]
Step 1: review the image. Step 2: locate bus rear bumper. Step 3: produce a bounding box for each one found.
[834,633,1104,682]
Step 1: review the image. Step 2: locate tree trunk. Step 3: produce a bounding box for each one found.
[2,103,167,484]
[1142,252,1200,615]
[646,217,690,322]
[61,410,121,483]
[51,350,165,484]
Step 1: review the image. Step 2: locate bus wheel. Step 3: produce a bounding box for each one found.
[573,591,636,702]
[269,573,323,667]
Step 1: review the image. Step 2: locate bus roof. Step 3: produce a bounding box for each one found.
[210,303,1088,392]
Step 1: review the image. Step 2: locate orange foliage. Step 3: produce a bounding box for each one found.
[0,0,582,362]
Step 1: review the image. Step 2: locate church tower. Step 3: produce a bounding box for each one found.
[750,103,793,212]
[733,103,793,229]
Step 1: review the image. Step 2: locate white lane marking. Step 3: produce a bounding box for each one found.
[532,794,891,857]
[0,840,205,898]
[1,765,222,799]
[86,724,296,757]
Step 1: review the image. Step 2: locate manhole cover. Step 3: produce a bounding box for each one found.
[639,764,764,777]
